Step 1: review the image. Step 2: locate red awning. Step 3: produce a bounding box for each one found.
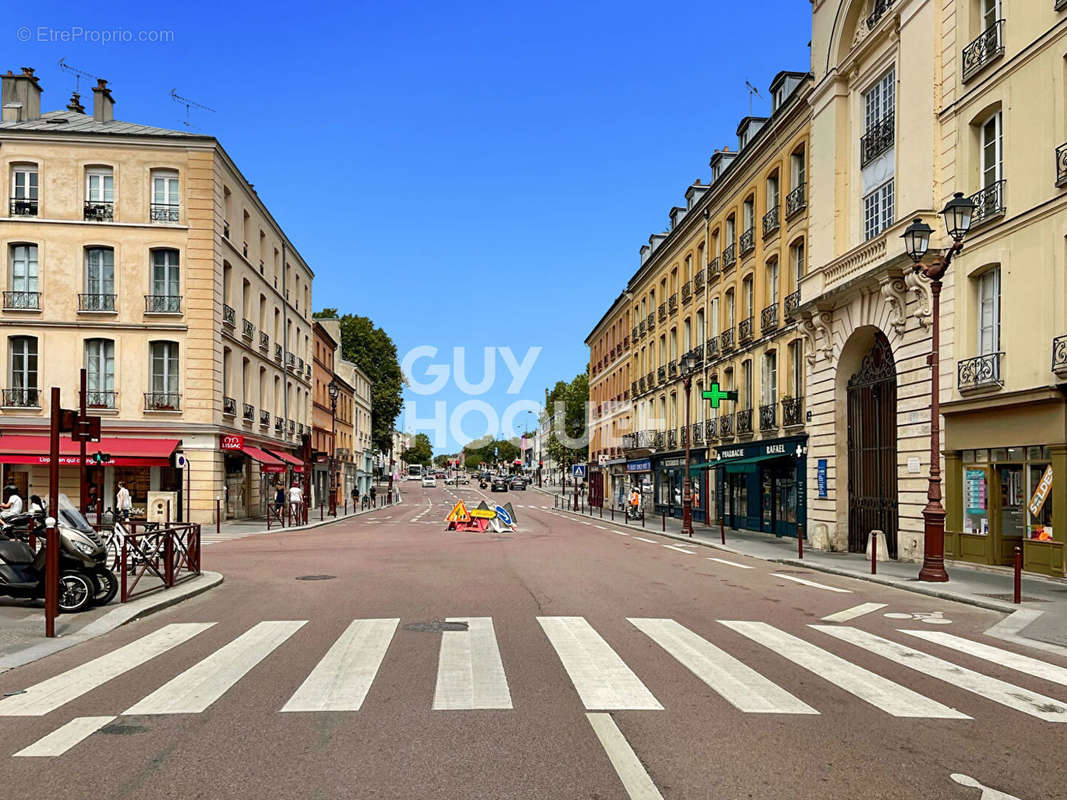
[240,445,286,472]
[265,449,306,472]
[0,435,180,467]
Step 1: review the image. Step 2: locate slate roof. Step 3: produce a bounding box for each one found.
[0,109,209,138]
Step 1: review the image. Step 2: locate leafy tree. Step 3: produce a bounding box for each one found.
[461,437,520,468]
[464,453,484,470]
[402,433,433,466]
[544,371,589,468]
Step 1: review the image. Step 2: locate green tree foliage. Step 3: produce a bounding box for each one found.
[462,437,520,467]
[402,433,433,466]
[315,310,403,454]
[543,371,590,468]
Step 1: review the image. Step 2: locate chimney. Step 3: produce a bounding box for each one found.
[66,92,85,113]
[1,67,43,122]
[92,78,114,122]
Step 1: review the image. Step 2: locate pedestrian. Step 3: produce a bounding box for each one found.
[288,482,303,523]
[369,485,377,506]
[351,486,359,510]
[116,480,132,522]
[0,484,24,520]
[274,484,285,519]
[629,485,641,519]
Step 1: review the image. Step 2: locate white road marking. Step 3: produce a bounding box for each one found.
[586,713,664,800]
[125,620,306,715]
[663,545,696,555]
[772,573,852,593]
[707,557,754,569]
[633,537,658,544]
[594,525,606,530]
[538,616,662,710]
[900,630,1067,687]
[720,621,968,719]
[433,617,512,710]
[820,603,888,623]
[0,623,214,716]
[13,716,116,757]
[613,531,631,537]
[281,619,398,712]
[630,618,816,715]
[814,625,1067,722]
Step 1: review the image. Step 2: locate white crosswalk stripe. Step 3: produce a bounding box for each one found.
[14,716,116,757]
[707,557,754,569]
[720,621,969,719]
[772,573,852,593]
[812,625,1067,722]
[899,629,1067,687]
[820,603,887,623]
[282,619,398,712]
[538,616,662,710]
[433,617,512,710]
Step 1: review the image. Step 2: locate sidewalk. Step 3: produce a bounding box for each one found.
[535,486,1067,656]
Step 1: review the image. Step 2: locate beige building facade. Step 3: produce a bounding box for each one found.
[586,292,631,508]
[0,68,314,524]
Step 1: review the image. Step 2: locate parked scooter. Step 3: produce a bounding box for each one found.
[0,494,117,612]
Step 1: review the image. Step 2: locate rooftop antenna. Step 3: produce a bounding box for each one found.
[58,58,100,93]
[169,88,215,128]
[744,80,761,114]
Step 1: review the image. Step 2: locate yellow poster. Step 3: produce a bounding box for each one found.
[1028,465,1053,518]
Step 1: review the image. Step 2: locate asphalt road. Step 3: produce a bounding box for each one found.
[0,482,1061,800]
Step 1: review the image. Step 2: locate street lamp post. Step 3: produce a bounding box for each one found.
[328,378,339,518]
[680,351,696,537]
[901,192,975,583]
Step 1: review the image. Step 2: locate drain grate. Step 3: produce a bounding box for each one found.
[295,575,337,581]
[404,621,469,633]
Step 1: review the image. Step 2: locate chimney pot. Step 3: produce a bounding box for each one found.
[66,92,85,113]
[1,66,42,121]
[92,78,114,122]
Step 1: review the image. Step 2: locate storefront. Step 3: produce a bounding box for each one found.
[624,458,653,511]
[709,436,807,538]
[219,434,288,520]
[651,449,708,524]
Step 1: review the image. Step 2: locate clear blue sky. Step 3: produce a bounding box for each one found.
[14,1,812,454]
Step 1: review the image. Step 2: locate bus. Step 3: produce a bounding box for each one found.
[407,465,423,481]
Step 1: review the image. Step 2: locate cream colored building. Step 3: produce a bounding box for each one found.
[0,68,314,523]
[586,292,632,507]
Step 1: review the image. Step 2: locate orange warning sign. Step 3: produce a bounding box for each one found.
[446,501,471,523]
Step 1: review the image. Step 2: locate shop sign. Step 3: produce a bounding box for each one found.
[718,448,744,460]
[626,458,651,473]
[764,443,787,456]
[1028,465,1053,517]
[220,434,244,451]
[817,459,828,498]
[965,468,987,513]
[659,457,686,468]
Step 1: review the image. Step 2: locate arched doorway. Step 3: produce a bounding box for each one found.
[846,332,898,557]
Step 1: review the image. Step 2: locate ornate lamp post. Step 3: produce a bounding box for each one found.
[901,192,975,582]
[679,351,697,537]
[327,378,339,517]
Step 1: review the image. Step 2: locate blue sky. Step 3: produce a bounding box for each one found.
[14,1,812,453]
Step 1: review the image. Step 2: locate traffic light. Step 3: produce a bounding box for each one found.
[92,452,112,465]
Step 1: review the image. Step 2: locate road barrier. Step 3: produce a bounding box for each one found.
[119,523,201,603]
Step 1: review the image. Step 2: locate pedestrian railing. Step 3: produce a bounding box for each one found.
[118,522,201,602]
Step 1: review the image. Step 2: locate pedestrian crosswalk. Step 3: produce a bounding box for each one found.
[5,615,1067,756]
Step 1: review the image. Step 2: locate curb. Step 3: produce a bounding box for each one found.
[211,496,404,539]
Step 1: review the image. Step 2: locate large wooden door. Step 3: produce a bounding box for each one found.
[847,334,898,557]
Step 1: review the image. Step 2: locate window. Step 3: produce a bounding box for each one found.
[761,352,777,406]
[85,339,115,407]
[864,69,895,132]
[11,164,38,215]
[725,291,735,327]
[84,248,115,311]
[743,277,754,317]
[977,267,1000,354]
[86,167,114,203]
[863,180,894,240]
[767,259,779,303]
[790,148,806,190]
[981,112,1002,188]
[982,0,1001,30]
[791,240,806,281]
[151,250,180,311]
[9,336,38,396]
[150,342,179,399]
[789,340,804,394]
[10,244,38,293]
[766,174,779,210]
[742,360,753,409]
[696,309,705,343]
[150,169,180,222]
[725,216,735,243]
[709,298,719,334]
[743,198,754,231]
[683,320,691,351]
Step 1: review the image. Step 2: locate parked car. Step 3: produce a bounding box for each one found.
[491,476,508,492]
[421,476,436,488]
[435,471,446,479]
[509,477,526,491]
[457,474,470,485]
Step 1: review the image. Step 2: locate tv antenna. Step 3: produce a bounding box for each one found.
[58,58,100,93]
[169,89,215,128]
[744,80,762,114]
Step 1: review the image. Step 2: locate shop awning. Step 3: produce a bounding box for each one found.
[265,449,307,472]
[240,446,286,472]
[0,435,180,466]
[715,453,789,474]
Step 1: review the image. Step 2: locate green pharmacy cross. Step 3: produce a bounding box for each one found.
[702,383,738,409]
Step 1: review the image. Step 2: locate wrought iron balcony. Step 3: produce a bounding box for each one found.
[3,290,40,310]
[705,336,719,360]
[963,19,1004,82]
[632,325,639,342]
[2,387,39,407]
[866,0,894,29]
[667,429,677,449]
[286,353,296,371]
[736,408,754,436]
[657,366,666,384]
[242,319,255,340]
[647,312,655,331]
[958,352,1003,392]
[1054,336,1067,376]
[722,243,737,270]
[632,381,639,397]
[274,344,283,363]
[223,221,231,239]
[786,183,807,218]
[79,293,116,312]
[782,395,804,428]
[762,205,780,238]
[638,319,646,338]
[860,114,895,167]
[150,203,180,223]
[692,422,704,445]
[669,294,679,315]
[242,242,249,258]
[705,418,718,442]
[759,403,778,431]
[761,303,779,333]
[1057,144,1067,188]
[785,290,800,319]
[680,426,689,447]
[297,357,305,374]
[681,281,692,304]
[968,180,1006,227]
[83,201,113,222]
[720,328,735,351]
[288,419,295,434]
[145,392,181,411]
[691,344,704,366]
[223,396,236,416]
[223,304,236,327]
[668,360,679,379]
[739,228,755,256]
[274,417,284,433]
[653,430,666,450]
[708,256,721,279]
[636,376,644,394]
[259,331,270,353]
[719,414,734,439]
[738,316,754,342]
[84,390,117,409]
[243,403,255,422]
[9,196,37,216]
[145,294,182,314]
[694,269,705,293]
[658,303,667,322]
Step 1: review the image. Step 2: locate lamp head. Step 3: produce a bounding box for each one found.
[941,191,975,242]
[901,217,934,264]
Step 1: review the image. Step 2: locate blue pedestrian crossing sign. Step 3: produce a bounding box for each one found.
[572,464,586,479]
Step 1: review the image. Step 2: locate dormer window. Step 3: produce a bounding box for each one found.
[773,87,784,113]
[739,131,749,150]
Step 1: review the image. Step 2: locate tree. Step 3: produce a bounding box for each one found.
[544,371,589,469]
[316,310,403,454]
[402,433,433,466]
[462,437,520,468]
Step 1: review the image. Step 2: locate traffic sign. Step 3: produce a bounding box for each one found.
[495,505,513,526]
[572,464,586,479]
[72,415,102,443]
[702,383,739,409]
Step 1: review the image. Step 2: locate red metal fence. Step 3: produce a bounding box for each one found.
[118,523,201,602]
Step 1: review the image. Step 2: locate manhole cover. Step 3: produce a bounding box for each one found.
[100,723,147,736]
[295,575,336,581]
[404,621,469,633]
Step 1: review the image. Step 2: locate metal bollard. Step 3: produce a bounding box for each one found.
[320,502,324,522]
[599,504,602,519]
[798,522,804,559]
[662,512,666,532]
[871,532,877,575]
[611,506,614,522]
[216,498,221,534]
[641,508,645,528]
[1013,545,1022,604]
[720,513,725,545]
[44,521,58,638]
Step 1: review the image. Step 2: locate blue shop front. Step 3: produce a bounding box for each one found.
[711,435,807,538]
[651,448,709,524]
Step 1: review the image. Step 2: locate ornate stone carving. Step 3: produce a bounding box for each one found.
[799,313,819,367]
[904,269,933,328]
[879,274,909,335]
[814,311,835,362]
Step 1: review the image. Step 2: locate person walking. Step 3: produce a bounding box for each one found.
[274,485,285,520]
[288,482,303,524]
[351,486,359,512]
[369,485,377,507]
[116,481,132,523]
[629,485,641,519]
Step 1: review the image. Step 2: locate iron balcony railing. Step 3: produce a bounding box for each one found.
[145,392,181,411]
[782,395,805,428]
[785,290,800,319]
[786,183,807,218]
[958,352,1003,392]
[705,336,719,360]
[668,360,679,379]
[638,319,647,338]
[866,0,894,29]
[621,433,636,450]
[150,203,180,223]
[242,242,249,258]
[3,290,40,310]
[1054,335,1067,376]
[761,303,779,333]
[762,205,780,237]
[297,357,305,374]
[223,221,230,239]
[259,331,270,352]
[9,196,37,216]
[632,381,639,397]
[860,114,895,167]
[667,429,677,449]
[968,180,1006,228]
[720,328,735,351]
[288,419,295,434]
[84,390,117,409]
[692,422,704,445]
[681,281,692,304]
[658,302,667,322]
[242,319,255,340]
[1057,144,1067,188]
[223,396,236,416]
[719,414,734,439]
[963,19,1005,82]
[759,403,777,431]
[657,366,666,384]
[243,403,255,422]
[738,316,754,342]
[632,325,639,342]
[704,419,718,442]
[708,256,721,279]
[694,269,705,293]
[722,243,737,270]
[286,353,297,371]
[739,227,755,255]
[83,200,114,222]
[145,294,182,313]
[79,293,116,312]
[223,304,236,327]
[274,344,283,364]
[736,408,753,436]
[647,312,655,331]
[2,387,39,407]
[680,426,689,447]
[691,343,704,366]
[275,417,284,433]
[653,430,666,450]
